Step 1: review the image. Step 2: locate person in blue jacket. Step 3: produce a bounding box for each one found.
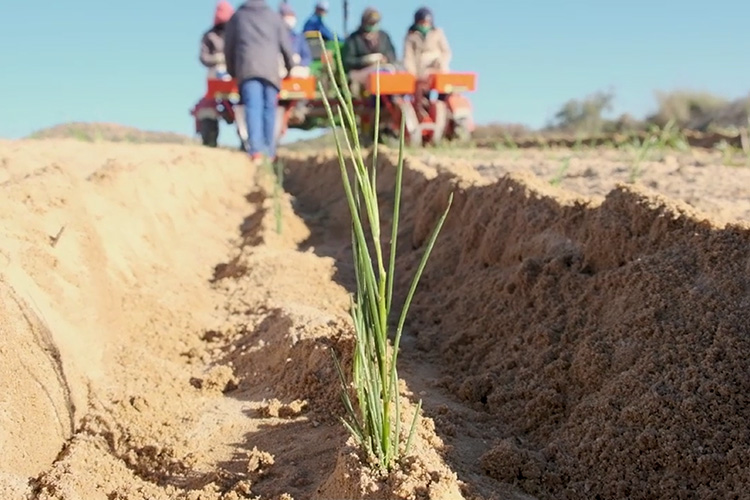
[280,3,313,123]
[280,3,312,68]
[302,1,335,41]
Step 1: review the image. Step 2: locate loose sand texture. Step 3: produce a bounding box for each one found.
[3,138,749,500]
[282,147,750,500]
[0,139,467,500]
[415,147,750,225]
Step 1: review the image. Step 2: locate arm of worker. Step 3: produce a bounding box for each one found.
[319,22,335,42]
[437,28,452,70]
[298,34,313,67]
[402,34,416,74]
[383,33,397,64]
[199,33,223,67]
[278,19,295,72]
[223,19,237,77]
[342,38,364,70]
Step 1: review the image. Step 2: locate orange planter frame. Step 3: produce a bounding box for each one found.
[365,72,417,96]
[205,77,317,100]
[427,72,477,94]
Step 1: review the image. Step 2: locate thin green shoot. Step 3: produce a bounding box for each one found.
[550,156,571,186]
[273,158,284,234]
[317,33,452,472]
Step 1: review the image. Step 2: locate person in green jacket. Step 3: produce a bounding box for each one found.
[342,7,398,96]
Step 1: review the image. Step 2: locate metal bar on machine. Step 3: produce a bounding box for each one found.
[343,0,349,37]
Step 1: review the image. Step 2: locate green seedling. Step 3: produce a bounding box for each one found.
[318,35,452,472]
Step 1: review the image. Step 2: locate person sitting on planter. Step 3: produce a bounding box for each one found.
[302,0,335,41]
[279,3,313,78]
[341,7,398,96]
[402,7,451,79]
[403,7,452,118]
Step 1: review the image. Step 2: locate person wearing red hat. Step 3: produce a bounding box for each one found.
[200,1,235,79]
[196,1,248,150]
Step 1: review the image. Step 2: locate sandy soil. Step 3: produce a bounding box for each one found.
[0,139,464,500]
[282,147,750,500]
[2,138,749,499]
[414,147,750,226]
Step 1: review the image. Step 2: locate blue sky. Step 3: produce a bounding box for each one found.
[1,0,748,144]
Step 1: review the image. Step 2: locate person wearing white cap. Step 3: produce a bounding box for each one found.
[302,0,335,41]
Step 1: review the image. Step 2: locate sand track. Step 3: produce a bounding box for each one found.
[2,139,749,499]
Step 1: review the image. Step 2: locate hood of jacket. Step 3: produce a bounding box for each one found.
[240,0,269,8]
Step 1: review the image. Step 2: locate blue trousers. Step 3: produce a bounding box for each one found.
[240,78,279,158]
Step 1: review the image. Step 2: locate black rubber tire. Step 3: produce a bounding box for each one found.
[399,102,422,148]
[199,118,219,147]
[452,120,472,143]
[273,105,287,150]
[431,100,448,145]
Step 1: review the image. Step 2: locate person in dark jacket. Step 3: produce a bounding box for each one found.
[342,7,397,95]
[195,1,248,150]
[224,0,295,162]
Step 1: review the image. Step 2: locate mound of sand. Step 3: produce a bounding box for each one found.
[1,139,467,500]
[283,149,750,500]
[0,139,251,496]
[6,135,750,499]
[28,122,195,144]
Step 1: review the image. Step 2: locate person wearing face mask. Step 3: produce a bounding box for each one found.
[342,7,397,96]
[279,2,312,123]
[403,7,451,78]
[302,1,335,41]
[279,3,312,77]
[403,7,452,121]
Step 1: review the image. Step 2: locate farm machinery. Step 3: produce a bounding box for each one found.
[190,32,477,150]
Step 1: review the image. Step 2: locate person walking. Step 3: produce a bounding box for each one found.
[224,0,295,163]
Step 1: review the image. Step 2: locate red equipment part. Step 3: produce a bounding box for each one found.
[190,96,236,132]
[427,72,477,94]
[205,77,317,101]
[365,72,417,96]
[416,72,478,144]
[200,76,317,144]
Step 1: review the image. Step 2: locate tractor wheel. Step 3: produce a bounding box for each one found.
[431,100,449,145]
[452,119,472,143]
[273,105,288,149]
[233,105,249,152]
[199,118,219,147]
[398,101,422,148]
[358,111,376,147]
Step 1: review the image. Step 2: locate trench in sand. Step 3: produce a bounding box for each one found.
[3,139,750,500]
[280,149,750,500]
